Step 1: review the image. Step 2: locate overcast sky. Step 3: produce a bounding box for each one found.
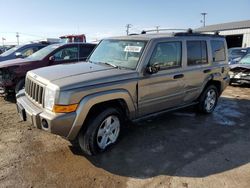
[0,0,250,44]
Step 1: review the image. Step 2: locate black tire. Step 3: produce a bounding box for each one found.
[78,107,123,155]
[15,79,25,94]
[198,85,218,114]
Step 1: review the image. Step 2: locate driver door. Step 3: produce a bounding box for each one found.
[138,41,185,116]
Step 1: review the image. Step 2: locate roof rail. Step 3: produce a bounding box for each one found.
[141,28,187,34]
[141,28,223,37]
[174,32,223,37]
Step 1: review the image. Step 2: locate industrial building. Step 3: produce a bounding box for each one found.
[196,20,250,48]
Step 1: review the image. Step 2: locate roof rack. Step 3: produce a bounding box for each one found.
[141,28,223,37]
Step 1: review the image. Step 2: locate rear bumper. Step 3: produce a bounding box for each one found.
[16,90,77,139]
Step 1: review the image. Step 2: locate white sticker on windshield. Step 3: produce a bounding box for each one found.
[124,46,142,53]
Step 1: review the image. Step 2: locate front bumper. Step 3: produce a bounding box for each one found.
[230,74,250,84]
[16,90,77,139]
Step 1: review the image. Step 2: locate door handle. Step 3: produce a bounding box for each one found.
[203,69,211,73]
[173,74,184,79]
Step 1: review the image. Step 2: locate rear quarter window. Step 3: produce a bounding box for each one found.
[211,40,226,62]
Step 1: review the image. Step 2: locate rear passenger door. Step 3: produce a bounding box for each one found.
[182,40,210,103]
[138,40,185,116]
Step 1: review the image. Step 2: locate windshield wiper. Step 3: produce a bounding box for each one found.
[102,62,118,68]
[89,61,120,68]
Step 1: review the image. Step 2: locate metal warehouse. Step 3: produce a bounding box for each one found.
[196,20,250,48]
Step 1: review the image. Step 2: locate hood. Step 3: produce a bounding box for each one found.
[230,63,250,70]
[0,55,11,62]
[0,58,36,69]
[30,62,138,90]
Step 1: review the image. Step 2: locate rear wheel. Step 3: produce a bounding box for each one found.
[78,107,123,155]
[198,85,218,114]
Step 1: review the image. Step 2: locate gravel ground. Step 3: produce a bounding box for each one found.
[0,85,250,188]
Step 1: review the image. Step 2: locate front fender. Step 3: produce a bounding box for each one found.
[67,89,136,140]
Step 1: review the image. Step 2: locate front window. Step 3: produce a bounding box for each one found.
[0,45,22,57]
[53,47,78,61]
[27,44,63,61]
[149,41,182,69]
[89,39,147,69]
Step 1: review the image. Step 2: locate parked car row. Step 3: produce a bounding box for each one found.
[14,31,230,155]
[0,42,96,94]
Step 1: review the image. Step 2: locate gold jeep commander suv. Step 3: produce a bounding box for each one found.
[16,31,230,155]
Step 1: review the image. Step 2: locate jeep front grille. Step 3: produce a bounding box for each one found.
[25,77,44,105]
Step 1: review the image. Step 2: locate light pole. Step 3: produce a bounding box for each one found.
[201,13,207,27]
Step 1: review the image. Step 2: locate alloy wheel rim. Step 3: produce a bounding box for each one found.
[97,115,120,150]
[204,89,216,112]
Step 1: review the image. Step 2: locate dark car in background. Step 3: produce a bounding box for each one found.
[0,42,50,62]
[0,42,96,94]
[229,53,250,85]
[228,47,250,65]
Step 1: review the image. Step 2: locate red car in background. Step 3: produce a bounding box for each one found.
[60,34,86,43]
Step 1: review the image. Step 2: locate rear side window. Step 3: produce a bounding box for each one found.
[187,41,208,66]
[149,41,182,69]
[80,45,95,58]
[211,40,226,62]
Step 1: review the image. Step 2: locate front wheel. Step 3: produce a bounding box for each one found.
[15,79,25,94]
[78,108,123,155]
[198,85,218,114]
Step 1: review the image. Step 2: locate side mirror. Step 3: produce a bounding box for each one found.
[15,52,23,58]
[49,56,55,62]
[146,64,160,74]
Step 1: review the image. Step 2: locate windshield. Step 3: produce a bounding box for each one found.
[0,45,22,57]
[27,44,62,60]
[89,39,147,69]
[239,54,250,64]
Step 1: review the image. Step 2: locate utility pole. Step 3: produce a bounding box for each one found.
[201,13,207,27]
[156,26,160,33]
[16,32,19,45]
[2,37,5,47]
[125,24,132,36]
